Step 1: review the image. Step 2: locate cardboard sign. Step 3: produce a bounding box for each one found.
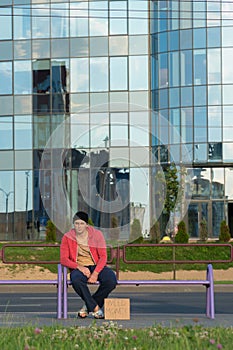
[104,298,130,320]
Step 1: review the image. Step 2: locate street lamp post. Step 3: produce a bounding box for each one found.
[0,188,14,240]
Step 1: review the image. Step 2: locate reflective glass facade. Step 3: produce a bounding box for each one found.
[0,0,232,241]
[151,0,233,238]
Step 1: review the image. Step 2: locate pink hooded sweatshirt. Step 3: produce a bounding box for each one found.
[60,225,107,274]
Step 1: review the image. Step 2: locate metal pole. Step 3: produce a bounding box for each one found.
[5,195,8,240]
[0,189,14,240]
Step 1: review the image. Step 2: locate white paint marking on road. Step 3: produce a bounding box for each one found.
[21,297,57,300]
[0,304,41,307]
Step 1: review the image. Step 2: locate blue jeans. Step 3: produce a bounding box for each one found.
[70,266,117,312]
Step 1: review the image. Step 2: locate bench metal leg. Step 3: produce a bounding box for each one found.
[63,266,68,319]
[57,264,62,319]
[206,264,215,319]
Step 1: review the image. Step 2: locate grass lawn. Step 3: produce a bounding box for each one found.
[0,321,231,350]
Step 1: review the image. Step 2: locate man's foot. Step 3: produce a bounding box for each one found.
[77,305,88,318]
[92,308,104,319]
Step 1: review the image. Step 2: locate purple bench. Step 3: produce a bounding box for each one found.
[61,263,215,319]
[0,244,63,319]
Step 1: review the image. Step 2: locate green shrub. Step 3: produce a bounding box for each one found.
[199,218,208,241]
[109,215,120,241]
[88,217,94,226]
[219,220,231,242]
[45,220,56,242]
[150,221,161,243]
[174,220,189,243]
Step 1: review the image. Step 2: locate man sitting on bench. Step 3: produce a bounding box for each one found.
[60,211,117,319]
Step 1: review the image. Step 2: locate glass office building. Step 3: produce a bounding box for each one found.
[0,0,232,241]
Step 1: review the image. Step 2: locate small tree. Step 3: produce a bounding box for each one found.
[45,220,56,242]
[199,218,208,241]
[129,218,143,243]
[219,220,231,242]
[150,221,161,243]
[109,215,120,241]
[174,220,189,243]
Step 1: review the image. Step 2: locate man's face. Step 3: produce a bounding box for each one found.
[74,219,87,235]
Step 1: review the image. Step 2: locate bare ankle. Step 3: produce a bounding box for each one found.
[93,305,100,312]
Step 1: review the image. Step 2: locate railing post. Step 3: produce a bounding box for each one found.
[172,245,176,280]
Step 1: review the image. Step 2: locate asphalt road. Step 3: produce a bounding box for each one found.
[0,285,233,328]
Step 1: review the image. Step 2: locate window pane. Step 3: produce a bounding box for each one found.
[169,88,180,108]
[207,27,220,47]
[194,86,206,106]
[51,3,69,38]
[194,143,207,162]
[90,1,108,36]
[90,37,108,56]
[158,53,168,88]
[70,114,89,149]
[223,85,233,105]
[0,116,13,149]
[32,40,50,59]
[181,50,192,85]
[223,143,233,162]
[15,115,32,150]
[212,202,224,237]
[223,106,233,127]
[129,35,148,55]
[0,151,14,170]
[110,0,127,35]
[0,7,12,40]
[169,30,179,51]
[51,39,69,58]
[130,56,148,90]
[180,29,192,49]
[70,38,89,57]
[32,5,50,38]
[109,36,128,56]
[208,143,222,161]
[222,27,233,47]
[208,49,221,84]
[169,52,180,87]
[33,115,50,149]
[0,62,12,94]
[52,59,69,112]
[15,151,32,169]
[194,49,206,85]
[0,171,14,214]
[0,96,13,115]
[129,0,148,34]
[194,106,207,127]
[70,2,88,37]
[90,57,108,92]
[14,60,32,94]
[14,6,31,39]
[71,58,89,92]
[0,41,12,61]
[192,168,210,198]
[110,57,128,91]
[208,85,221,105]
[181,87,192,107]
[110,113,128,146]
[225,168,233,199]
[15,170,32,215]
[193,28,206,48]
[222,48,233,84]
[14,40,31,59]
[90,113,109,148]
